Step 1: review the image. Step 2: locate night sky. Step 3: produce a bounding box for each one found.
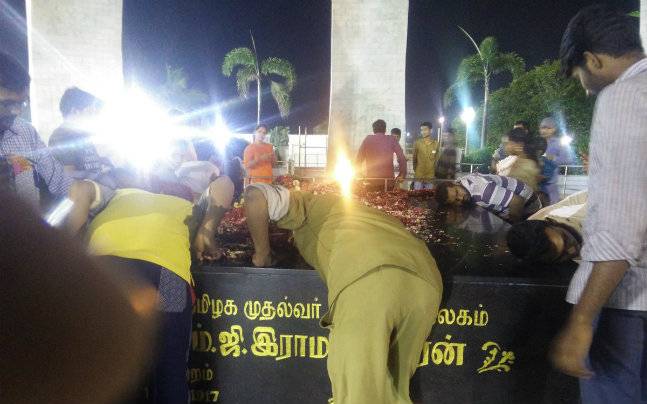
[1,0,640,133]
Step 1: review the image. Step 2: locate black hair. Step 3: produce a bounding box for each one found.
[391,127,402,136]
[255,124,268,131]
[59,87,100,118]
[420,121,433,130]
[443,127,456,136]
[534,137,548,156]
[513,120,529,130]
[560,4,643,77]
[506,128,538,162]
[0,53,30,92]
[506,220,553,261]
[372,119,387,133]
[434,181,453,205]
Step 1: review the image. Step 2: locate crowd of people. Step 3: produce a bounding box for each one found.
[2,4,647,404]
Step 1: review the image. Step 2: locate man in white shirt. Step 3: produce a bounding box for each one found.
[551,6,647,402]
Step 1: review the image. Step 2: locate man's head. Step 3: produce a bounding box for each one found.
[391,127,402,142]
[513,120,530,133]
[507,220,582,264]
[539,117,558,139]
[420,121,433,138]
[434,181,471,206]
[372,119,387,134]
[504,127,533,157]
[560,5,644,95]
[442,128,456,145]
[0,53,30,124]
[59,87,102,120]
[254,124,268,143]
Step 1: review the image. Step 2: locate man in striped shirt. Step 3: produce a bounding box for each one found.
[551,6,647,402]
[434,173,539,222]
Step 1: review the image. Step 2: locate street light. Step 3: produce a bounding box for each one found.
[438,116,445,143]
[461,107,476,154]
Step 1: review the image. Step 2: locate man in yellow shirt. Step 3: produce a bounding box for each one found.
[412,121,440,190]
[244,183,442,404]
[74,175,234,403]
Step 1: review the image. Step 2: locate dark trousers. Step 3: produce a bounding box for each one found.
[581,308,647,404]
[99,257,193,404]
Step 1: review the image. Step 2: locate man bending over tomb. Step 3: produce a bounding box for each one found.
[65,176,234,403]
[506,190,587,264]
[244,183,442,404]
[434,173,541,222]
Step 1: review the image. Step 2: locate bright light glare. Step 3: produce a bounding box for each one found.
[460,107,476,124]
[212,113,231,152]
[89,87,181,172]
[333,150,355,198]
[560,134,573,146]
[45,197,74,226]
[438,116,445,124]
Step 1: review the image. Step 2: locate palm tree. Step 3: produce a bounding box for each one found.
[445,30,525,148]
[222,33,296,124]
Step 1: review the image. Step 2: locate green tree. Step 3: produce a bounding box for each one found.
[486,60,595,155]
[445,32,525,149]
[222,33,296,124]
[159,66,208,112]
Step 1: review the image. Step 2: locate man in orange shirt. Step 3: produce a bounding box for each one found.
[243,124,275,184]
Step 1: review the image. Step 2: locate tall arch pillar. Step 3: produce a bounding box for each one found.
[328,0,409,169]
[26,0,123,141]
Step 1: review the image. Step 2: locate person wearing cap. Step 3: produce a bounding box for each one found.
[243,183,442,404]
[539,116,574,204]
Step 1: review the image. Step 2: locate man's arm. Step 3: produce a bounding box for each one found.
[355,138,367,170]
[243,186,273,267]
[550,83,647,378]
[193,176,234,262]
[31,128,73,196]
[394,140,407,179]
[550,260,628,378]
[506,194,525,222]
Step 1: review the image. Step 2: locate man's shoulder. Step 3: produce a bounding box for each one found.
[8,118,38,138]
[599,75,647,104]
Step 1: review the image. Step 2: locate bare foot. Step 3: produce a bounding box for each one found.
[252,252,276,267]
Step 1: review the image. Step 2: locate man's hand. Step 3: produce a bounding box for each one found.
[193,229,223,263]
[550,316,594,378]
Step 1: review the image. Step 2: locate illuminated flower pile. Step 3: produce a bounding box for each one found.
[215,176,442,265]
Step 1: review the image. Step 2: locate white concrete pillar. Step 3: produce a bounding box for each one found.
[26,0,123,141]
[328,0,409,167]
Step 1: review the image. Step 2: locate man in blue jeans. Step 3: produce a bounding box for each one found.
[551,6,647,403]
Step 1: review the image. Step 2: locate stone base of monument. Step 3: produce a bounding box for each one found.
[189,204,579,404]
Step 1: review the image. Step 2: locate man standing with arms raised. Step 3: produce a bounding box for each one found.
[551,6,647,402]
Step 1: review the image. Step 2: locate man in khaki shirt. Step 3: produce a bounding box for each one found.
[412,121,440,190]
[244,183,442,404]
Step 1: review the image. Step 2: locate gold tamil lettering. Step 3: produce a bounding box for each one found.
[431,335,465,366]
[417,342,431,367]
[474,304,489,327]
[308,336,328,359]
[294,335,308,357]
[260,301,276,321]
[277,334,293,361]
[251,326,279,357]
[477,341,515,373]
[218,325,244,357]
[437,308,456,325]
[244,300,262,320]
[456,309,473,326]
[277,301,293,318]
[212,299,224,319]
[191,331,214,353]
[223,299,238,316]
